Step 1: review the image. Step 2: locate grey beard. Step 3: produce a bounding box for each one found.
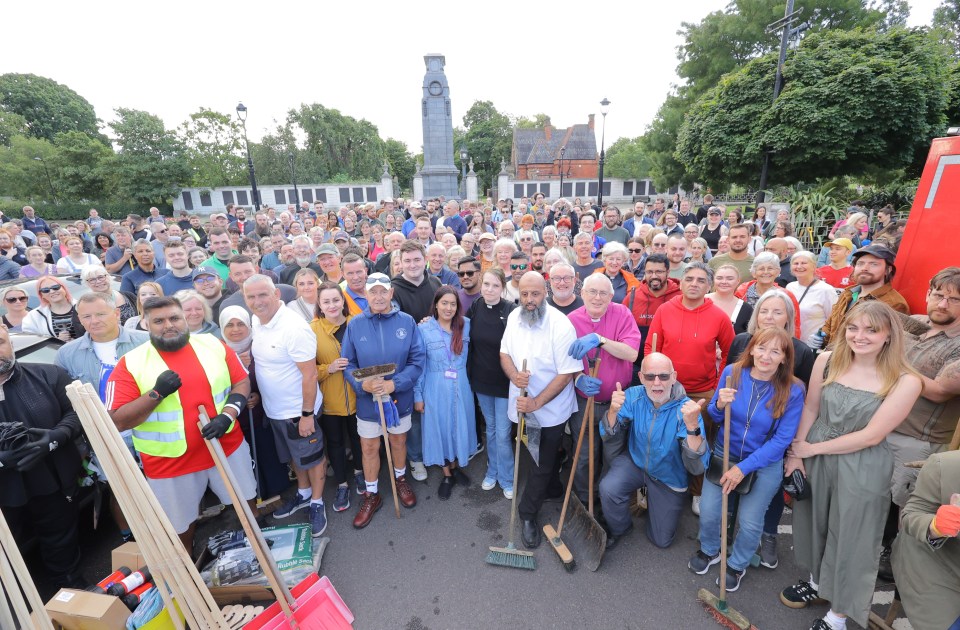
[296,257,313,267]
[519,300,547,326]
[151,331,190,352]
[0,356,15,375]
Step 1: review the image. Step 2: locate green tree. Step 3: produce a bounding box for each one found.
[52,131,113,201]
[0,135,59,200]
[0,73,104,142]
[461,100,512,193]
[384,138,416,193]
[292,104,385,181]
[675,28,953,188]
[932,0,960,58]
[604,136,651,180]
[178,108,247,188]
[108,108,191,205]
[0,111,29,146]
[514,113,552,129]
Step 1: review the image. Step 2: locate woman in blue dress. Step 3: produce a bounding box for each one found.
[414,286,477,500]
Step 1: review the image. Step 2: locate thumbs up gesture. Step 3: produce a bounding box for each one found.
[610,382,626,414]
[681,398,706,431]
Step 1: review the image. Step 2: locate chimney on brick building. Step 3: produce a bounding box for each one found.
[588,114,595,130]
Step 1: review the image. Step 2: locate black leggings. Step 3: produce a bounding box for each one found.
[320,413,361,485]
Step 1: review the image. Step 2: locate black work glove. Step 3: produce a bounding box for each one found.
[15,427,68,470]
[152,370,182,399]
[0,447,37,471]
[200,414,233,440]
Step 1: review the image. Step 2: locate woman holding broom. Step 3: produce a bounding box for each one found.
[689,328,805,593]
[781,301,921,630]
[414,286,476,500]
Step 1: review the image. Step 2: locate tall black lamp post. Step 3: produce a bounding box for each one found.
[459,144,468,199]
[235,102,261,212]
[597,98,610,207]
[558,145,566,200]
[288,152,300,210]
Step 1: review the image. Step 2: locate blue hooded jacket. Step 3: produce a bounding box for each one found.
[601,382,709,491]
[342,303,424,422]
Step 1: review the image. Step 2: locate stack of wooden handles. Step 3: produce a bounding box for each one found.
[66,381,231,630]
[0,506,55,629]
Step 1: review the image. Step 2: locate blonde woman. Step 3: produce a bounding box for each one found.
[123,282,163,331]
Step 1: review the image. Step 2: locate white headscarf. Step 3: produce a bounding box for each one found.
[218,305,252,355]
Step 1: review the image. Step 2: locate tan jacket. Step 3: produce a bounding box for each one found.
[821,283,909,346]
[311,315,356,417]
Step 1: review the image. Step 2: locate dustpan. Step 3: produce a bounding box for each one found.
[243,574,354,630]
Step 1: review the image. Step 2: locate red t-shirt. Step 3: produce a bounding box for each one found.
[816,265,853,289]
[107,341,248,479]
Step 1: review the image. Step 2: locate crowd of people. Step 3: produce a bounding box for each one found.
[0,196,956,630]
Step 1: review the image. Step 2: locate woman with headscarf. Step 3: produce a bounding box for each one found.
[219,305,291,500]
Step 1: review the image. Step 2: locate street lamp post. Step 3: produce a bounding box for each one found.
[558,145,566,200]
[235,102,261,212]
[597,98,611,207]
[459,144,468,200]
[288,152,300,210]
[33,156,57,204]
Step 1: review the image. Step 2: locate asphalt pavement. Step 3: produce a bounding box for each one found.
[39,451,903,630]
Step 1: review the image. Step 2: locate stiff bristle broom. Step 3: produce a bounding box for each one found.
[487,360,536,570]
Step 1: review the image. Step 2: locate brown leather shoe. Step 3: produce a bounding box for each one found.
[395,475,417,508]
[352,492,382,529]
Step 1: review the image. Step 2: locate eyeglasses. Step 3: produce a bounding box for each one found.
[457,270,476,277]
[510,264,529,271]
[4,296,28,303]
[930,291,960,307]
[641,372,672,382]
[583,289,612,298]
[193,276,218,285]
[628,248,644,253]
[88,275,109,282]
[39,285,62,294]
[551,275,574,283]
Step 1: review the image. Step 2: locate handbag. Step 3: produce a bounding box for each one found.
[782,468,810,500]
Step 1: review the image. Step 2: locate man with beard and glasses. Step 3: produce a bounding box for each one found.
[623,253,680,367]
[280,236,323,286]
[812,245,909,350]
[107,296,258,554]
[875,267,960,581]
[547,263,584,315]
[500,272,582,549]
[0,326,87,591]
[598,353,709,549]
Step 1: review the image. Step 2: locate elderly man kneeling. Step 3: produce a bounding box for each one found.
[598,353,710,549]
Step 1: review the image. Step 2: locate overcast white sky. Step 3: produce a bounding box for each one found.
[3,0,944,153]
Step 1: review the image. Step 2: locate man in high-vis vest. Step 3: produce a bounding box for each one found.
[107,295,257,554]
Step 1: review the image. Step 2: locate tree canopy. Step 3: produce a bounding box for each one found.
[110,108,191,205]
[461,100,513,194]
[675,27,953,188]
[178,108,247,188]
[0,73,103,142]
[603,136,651,181]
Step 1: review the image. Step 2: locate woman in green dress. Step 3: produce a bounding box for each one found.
[779,301,922,630]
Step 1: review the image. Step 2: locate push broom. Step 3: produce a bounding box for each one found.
[697,377,756,630]
[351,363,401,518]
[487,360,536,570]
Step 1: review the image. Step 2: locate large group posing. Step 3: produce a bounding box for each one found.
[0,195,957,630]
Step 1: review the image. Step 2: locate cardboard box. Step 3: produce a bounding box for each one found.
[45,588,130,630]
[111,541,146,572]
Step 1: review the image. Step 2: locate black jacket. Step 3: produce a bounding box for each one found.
[0,363,82,507]
[391,275,442,323]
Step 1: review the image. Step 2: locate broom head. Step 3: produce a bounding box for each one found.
[351,363,396,381]
[486,543,536,570]
[542,523,575,571]
[697,588,754,630]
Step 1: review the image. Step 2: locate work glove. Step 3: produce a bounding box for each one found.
[568,333,602,360]
[0,446,40,471]
[200,413,233,440]
[807,332,825,350]
[576,374,602,397]
[15,427,68,470]
[931,504,960,538]
[382,399,400,429]
[152,370,182,399]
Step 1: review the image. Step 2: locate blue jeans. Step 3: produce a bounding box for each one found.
[699,459,783,572]
[477,394,513,490]
[407,410,423,463]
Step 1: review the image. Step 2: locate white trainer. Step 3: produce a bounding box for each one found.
[410,461,428,482]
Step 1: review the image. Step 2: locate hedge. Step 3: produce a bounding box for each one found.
[0,200,174,221]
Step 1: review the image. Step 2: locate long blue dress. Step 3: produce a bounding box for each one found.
[414,318,477,467]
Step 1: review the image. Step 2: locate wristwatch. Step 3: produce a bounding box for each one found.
[148,390,163,401]
[686,427,702,436]
[300,410,313,417]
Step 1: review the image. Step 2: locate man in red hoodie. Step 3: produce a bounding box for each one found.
[644,261,734,515]
[624,253,680,369]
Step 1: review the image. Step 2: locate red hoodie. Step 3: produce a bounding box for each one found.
[623,278,681,344]
[644,295,734,393]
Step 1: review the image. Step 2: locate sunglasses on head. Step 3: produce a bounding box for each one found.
[641,372,672,382]
[457,270,476,277]
[5,296,28,303]
[366,277,391,287]
[39,285,62,294]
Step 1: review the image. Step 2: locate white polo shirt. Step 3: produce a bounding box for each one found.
[500,304,582,428]
[251,304,322,419]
